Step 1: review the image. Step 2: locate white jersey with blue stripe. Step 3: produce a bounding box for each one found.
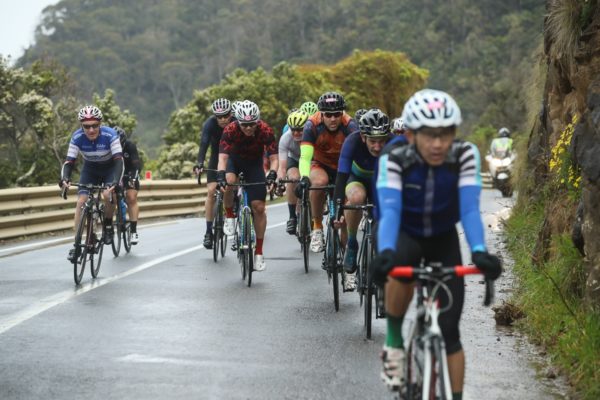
[66,126,123,163]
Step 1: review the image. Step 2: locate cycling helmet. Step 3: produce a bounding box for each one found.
[235,100,260,123]
[211,98,231,116]
[300,101,318,115]
[392,118,405,133]
[359,108,390,137]
[113,126,127,145]
[288,107,299,114]
[317,91,346,112]
[231,100,242,116]
[354,108,368,122]
[401,89,462,130]
[287,110,309,129]
[498,127,511,138]
[78,105,103,121]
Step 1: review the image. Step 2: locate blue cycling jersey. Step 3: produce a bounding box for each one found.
[376,140,486,253]
[66,126,123,163]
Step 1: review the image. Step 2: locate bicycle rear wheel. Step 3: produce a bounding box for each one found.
[73,208,89,285]
[123,222,132,253]
[90,207,104,278]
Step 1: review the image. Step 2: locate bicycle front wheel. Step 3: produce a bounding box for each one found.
[404,325,422,399]
[73,208,89,285]
[364,236,374,339]
[300,203,311,273]
[111,210,122,257]
[426,336,452,400]
[123,222,132,253]
[326,222,340,311]
[242,208,254,287]
[90,207,104,278]
[212,203,221,262]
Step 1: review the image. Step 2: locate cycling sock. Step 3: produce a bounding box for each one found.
[225,207,235,218]
[347,234,358,249]
[206,221,213,233]
[312,218,323,230]
[288,203,296,219]
[452,392,462,400]
[385,315,404,348]
[255,238,264,255]
[103,217,112,228]
[130,221,137,233]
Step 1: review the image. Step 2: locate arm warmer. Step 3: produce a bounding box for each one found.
[299,143,314,177]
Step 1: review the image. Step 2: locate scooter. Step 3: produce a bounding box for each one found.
[485,150,515,197]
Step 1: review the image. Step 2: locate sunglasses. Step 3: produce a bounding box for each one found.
[82,123,100,130]
[291,128,303,132]
[216,114,231,120]
[240,122,257,128]
[323,111,343,118]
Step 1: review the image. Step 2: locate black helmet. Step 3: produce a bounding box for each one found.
[317,91,346,112]
[359,108,390,137]
[498,127,511,138]
[354,108,368,122]
[113,126,127,145]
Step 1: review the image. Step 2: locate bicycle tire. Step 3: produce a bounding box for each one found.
[90,210,104,278]
[73,207,89,285]
[212,199,221,262]
[404,327,422,400]
[300,202,310,273]
[123,222,132,253]
[243,208,254,287]
[220,228,227,257]
[327,222,340,312]
[111,204,122,257]
[364,236,374,339]
[431,336,452,400]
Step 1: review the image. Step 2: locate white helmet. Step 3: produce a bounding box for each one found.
[78,105,103,121]
[392,117,405,133]
[211,98,231,116]
[235,100,260,123]
[401,89,462,130]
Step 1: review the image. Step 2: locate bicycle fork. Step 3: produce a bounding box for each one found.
[422,301,452,400]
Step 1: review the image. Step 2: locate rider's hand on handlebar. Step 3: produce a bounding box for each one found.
[265,170,277,186]
[294,176,311,198]
[472,251,502,281]
[58,179,70,190]
[370,249,397,287]
[216,170,227,190]
[193,164,204,176]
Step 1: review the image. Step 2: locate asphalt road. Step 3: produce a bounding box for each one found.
[0,190,565,399]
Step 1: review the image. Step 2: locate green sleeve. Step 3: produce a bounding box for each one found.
[299,143,314,177]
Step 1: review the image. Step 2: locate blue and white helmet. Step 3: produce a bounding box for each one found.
[401,89,462,130]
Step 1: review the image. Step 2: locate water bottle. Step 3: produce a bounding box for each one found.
[120,197,127,222]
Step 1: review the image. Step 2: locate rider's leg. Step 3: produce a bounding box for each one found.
[251,200,266,254]
[286,167,300,219]
[344,182,366,248]
[126,189,139,232]
[309,167,328,230]
[224,172,237,217]
[205,182,217,228]
[74,194,88,230]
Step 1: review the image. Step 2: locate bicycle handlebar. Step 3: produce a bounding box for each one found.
[340,204,374,211]
[389,265,495,307]
[60,183,110,200]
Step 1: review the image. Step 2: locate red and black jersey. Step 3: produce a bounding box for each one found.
[219,120,277,161]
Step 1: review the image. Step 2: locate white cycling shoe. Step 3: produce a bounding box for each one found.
[381,345,405,391]
[224,218,236,236]
[254,254,266,271]
[310,229,325,252]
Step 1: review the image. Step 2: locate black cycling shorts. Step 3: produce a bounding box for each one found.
[205,152,219,183]
[393,228,465,355]
[122,174,140,191]
[286,157,299,171]
[226,157,266,203]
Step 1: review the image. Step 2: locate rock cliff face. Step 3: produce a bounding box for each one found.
[530,1,600,308]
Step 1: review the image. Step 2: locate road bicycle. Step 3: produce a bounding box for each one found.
[227,172,265,287]
[278,178,311,273]
[388,263,494,400]
[340,203,383,339]
[111,184,132,256]
[62,183,108,285]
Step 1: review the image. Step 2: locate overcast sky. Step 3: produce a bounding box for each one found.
[0,0,60,64]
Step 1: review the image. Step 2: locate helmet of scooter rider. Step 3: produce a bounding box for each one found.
[498,127,511,138]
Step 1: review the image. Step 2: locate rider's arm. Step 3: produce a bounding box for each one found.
[264,126,279,173]
[376,153,403,252]
[299,120,316,178]
[278,132,292,178]
[333,133,356,206]
[127,142,142,177]
[458,142,486,252]
[61,132,81,181]
[197,119,212,166]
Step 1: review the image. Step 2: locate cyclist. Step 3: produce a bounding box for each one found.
[113,126,142,245]
[300,101,318,117]
[59,105,124,259]
[354,108,368,122]
[277,110,309,235]
[332,108,392,291]
[193,98,235,249]
[371,89,502,398]
[216,100,278,272]
[489,126,513,158]
[296,91,359,253]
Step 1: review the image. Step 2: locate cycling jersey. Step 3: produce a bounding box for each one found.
[219,120,277,161]
[299,113,358,176]
[376,140,486,253]
[197,115,231,167]
[122,140,141,176]
[66,126,122,163]
[278,130,300,163]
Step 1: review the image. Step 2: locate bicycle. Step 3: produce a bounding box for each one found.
[314,185,345,311]
[111,185,132,256]
[388,263,494,400]
[340,203,383,339]
[278,178,311,273]
[61,183,108,285]
[227,172,266,287]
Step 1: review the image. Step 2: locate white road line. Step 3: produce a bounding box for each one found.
[0,220,287,336]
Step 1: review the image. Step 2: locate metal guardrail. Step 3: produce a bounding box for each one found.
[0,180,207,240]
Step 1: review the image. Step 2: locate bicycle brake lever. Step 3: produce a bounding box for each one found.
[483,277,494,306]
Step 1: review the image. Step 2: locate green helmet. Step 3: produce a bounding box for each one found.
[287,110,309,129]
[300,101,318,116]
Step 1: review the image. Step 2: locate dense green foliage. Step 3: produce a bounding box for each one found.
[158,51,426,178]
[18,0,544,152]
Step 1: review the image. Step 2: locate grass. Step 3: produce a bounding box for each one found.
[505,199,600,399]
